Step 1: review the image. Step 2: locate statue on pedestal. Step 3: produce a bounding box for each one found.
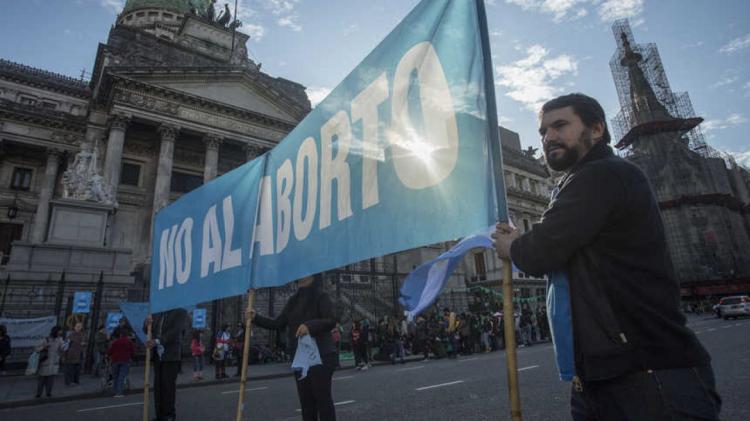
[62,140,116,206]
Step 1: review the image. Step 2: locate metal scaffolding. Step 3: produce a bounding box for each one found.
[609,19,711,159]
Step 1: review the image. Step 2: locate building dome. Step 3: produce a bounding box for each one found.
[122,0,210,15]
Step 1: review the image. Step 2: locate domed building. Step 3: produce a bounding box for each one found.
[0,0,311,329]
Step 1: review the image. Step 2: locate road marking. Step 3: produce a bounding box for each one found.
[707,328,716,332]
[221,386,269,394]
[695,331,703,334]
[734,323,742,327]
[77,402,143,412]
[721,326,732,329]
[458,357,480,363]
[297,400,355,411]
[396,365,425,372]
[416,380,465,391]
[333,375,355,381]
[518,365,540,372]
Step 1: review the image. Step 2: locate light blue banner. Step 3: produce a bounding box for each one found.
[73,291,92,314]
[119,302,150,344]
[150,0,506,312]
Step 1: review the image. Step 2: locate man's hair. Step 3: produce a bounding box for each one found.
[540,93,611,144]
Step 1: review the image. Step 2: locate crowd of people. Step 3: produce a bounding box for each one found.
[345,304,550,369]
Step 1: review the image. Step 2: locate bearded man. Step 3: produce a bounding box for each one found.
[493,93,721,420]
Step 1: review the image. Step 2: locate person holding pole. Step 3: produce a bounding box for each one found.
[144,308,187,421]
[493,93,720,420]
[251,274,338,421]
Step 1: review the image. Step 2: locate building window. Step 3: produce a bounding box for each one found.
[0,223,23,265]
[19,96,36,106]
[120,162,141,187]
[474,252,487,280]
[170,171,202,193]
[40,101,58,110]
[135,12,145,17]
[163,13,173,19]
[523,219,530,232]
[10,167,33,191]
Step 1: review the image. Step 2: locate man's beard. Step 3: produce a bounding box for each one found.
[544,129,592,172]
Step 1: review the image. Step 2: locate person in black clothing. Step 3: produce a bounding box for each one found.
[145,308,188,421]
[493,93,720,420]
[0,324,10,374]
[251,274,337,421]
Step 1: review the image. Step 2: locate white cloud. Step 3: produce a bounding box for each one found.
[598,0,644,22]
[711,75,739,89]
[731,150,750,168]
[496,44,578,112]
[306,86,331,107]
[719,34,750,54]
[265,0,298,15]
[277,15,302,31]
[505,0,591,23]
[343,24,359,36]
[239,23,266,41]
[99,0,124,13]
[702,113,747,136]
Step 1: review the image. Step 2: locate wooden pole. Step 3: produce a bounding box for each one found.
[142,315,153,421]
[235,290,256,421]
[501,260,523,421]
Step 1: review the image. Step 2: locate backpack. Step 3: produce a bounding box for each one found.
[25,351,40,376]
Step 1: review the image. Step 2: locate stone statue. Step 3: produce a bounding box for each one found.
[62,140,115,206]
[217,4,232,26]
[206,0,217,22]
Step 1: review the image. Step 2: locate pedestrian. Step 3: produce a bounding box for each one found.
[107,327,135,397]
[493,93,720,420]
[0,324,10,375]
[63,321,84,386]
[213,324,230,379]
[388,319,405,364]
[35,326,65,398]
[92,324,108,377]
[251,274,338,421]
[144,308,188,421]
[351,321,368,370]
[331,323,343,369]
[519,305,533,347]
[415,317,430,361]
[190,330,205,381]
[233,323,245,377]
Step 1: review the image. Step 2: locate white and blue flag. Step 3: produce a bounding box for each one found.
[150,0,507,313]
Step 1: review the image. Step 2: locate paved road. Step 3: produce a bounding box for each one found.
[3,316,748,420]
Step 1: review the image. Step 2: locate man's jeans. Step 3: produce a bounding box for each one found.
[571,366,721,421]
[112,362,130,395]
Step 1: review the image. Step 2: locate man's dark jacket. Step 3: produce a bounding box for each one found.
[146,308,187,362]
[253,287,337,358]
[510,142,710,382]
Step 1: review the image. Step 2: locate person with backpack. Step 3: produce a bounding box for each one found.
[34,326,65,398]
[214,324,231,379]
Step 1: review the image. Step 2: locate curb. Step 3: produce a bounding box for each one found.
[0,356,425,410]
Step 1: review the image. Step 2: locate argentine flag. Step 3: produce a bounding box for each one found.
[400,225,497,320]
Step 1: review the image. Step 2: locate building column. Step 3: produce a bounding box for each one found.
[152,124,179,213]
[203,134,223,182]
[244,143,265,162]
[102,114,131,193]
[30,149,63,243]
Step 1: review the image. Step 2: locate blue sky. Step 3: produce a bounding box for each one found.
[1,0,748,165]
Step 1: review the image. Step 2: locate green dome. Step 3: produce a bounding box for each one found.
[122,0,211,14]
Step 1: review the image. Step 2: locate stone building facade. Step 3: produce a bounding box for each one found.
[0,0,556,360]
[610,20,750,298]
[0,0,310,333]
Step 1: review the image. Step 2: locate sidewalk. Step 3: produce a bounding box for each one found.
[0,355,423,409]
